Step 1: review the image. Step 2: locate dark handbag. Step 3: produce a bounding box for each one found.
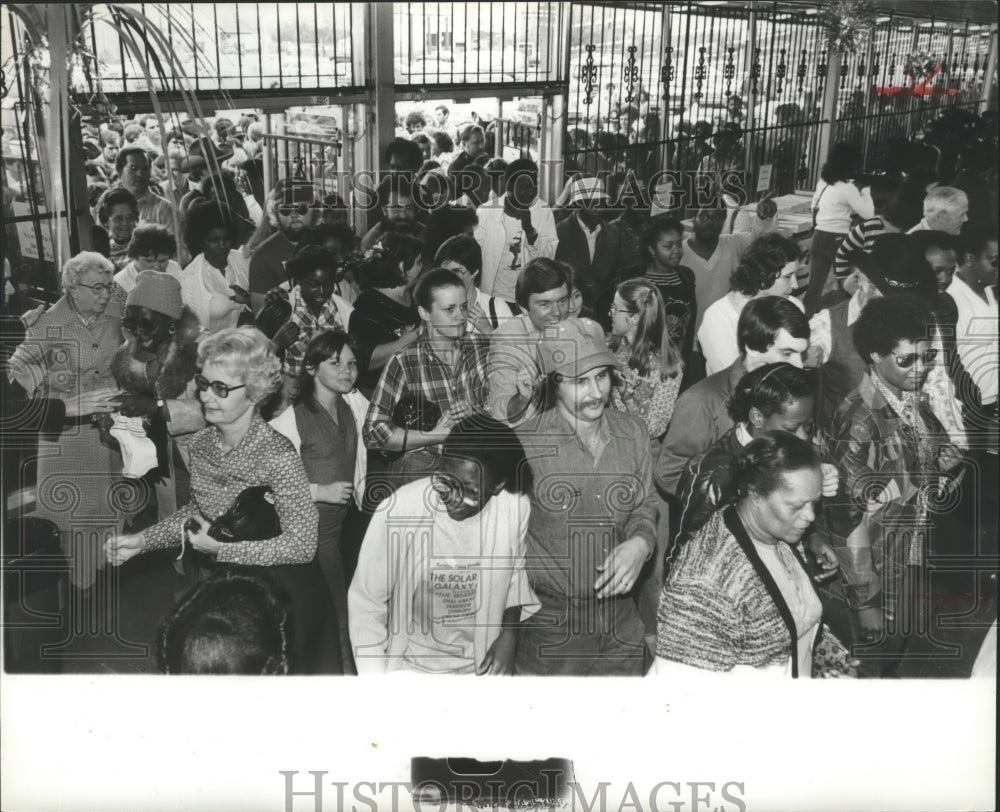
[181,485,282,568]
[391,394,441,433]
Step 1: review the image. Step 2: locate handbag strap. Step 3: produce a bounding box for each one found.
[812,183,829,229]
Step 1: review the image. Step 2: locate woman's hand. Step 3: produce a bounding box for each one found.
[397,324,420,347]
[185,514,223,556]
[105,531,146,566]
[806,537,840,582]
[855,606,884,643]
[514,369,541,401]
[476,628,517,676]
[820,463,840,497]
[64,387,124,418]
[594,537,650,599]
[316,481,354,505]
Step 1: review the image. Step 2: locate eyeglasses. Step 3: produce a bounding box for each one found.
[608,305,635,317]
[194,374,246,398]
[893,348,939,369]
[278,203,312,216]
[76,281,114,295]
[430,472,482,507]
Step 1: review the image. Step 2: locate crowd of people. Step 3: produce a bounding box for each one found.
[2,103,996,679]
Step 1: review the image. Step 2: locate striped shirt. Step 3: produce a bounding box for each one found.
[833,216,887,281]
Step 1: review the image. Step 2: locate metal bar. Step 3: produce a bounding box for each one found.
[276,4,283,87]
[235,3,244,91]
[744,3,757,175]
[980,24,998,113]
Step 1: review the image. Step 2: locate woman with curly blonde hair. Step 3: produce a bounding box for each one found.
[107,327,342,673]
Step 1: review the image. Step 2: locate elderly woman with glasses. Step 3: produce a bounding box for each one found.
[106,327,341,674]
[8,252,125,594]
[349,413,540,675]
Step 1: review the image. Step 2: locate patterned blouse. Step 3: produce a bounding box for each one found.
[143,411,319,566]
[610,339,681,440]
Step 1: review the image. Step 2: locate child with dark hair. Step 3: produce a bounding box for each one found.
[641,215,698,372]
[270,330,369,673]
[272,246,355,380]
[349,413,539,674]
[157,573,290,675]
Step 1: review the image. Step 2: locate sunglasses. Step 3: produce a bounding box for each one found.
[123,315,161,335]
[194,374,246,398]
[278,203,312,216]
[77,281,114,295]
[430,472,482,507]
[893,348,939,369]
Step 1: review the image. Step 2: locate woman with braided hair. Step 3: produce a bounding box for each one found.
[697,232,804,375]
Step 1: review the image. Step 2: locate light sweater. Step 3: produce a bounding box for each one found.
[811,180,874,233]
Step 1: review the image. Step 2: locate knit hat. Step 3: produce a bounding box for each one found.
[566,176,609,206]
[127,270,183,320]
[538,317,619,378]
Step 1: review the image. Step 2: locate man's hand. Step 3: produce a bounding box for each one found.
[105,531,146,566]
[229,284,250,306]
[803,343,825,368]
[820,463,840,497]
[514,369,541,401]
[476,628,517,675]
[469,300,493,334]
[316,481,354,505]
[594,537,650,599]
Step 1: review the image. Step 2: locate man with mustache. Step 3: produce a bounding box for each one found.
[360,174,426,250]
[248,182,322,315]
[513,317,658,675]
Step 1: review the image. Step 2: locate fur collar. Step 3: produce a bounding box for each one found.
[111,306,203,399]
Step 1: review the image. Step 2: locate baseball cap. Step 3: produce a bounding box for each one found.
[538,317,619,378]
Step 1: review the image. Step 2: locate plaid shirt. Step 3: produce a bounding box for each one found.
[363,334,490,450]
[284,287,350,378]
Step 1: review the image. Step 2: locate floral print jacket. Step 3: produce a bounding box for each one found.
[610,340,681,440]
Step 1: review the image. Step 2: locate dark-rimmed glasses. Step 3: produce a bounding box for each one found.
[194,375,246,398]
[76,281,114,295]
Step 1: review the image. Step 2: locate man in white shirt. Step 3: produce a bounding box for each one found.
[947,228,998,414]
[907,186,969,235]
[476,159,558,303]
[116,146,174,228]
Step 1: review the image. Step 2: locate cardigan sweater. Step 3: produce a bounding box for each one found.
[656,506,819,677]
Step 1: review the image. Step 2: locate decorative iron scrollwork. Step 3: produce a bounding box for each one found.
[624,45,639,103]
[660,45,674,100]
[750,47,762,95]
[775,48,787,94]
[840,55,850,89]
[888,52,896,78]
[817,49,828,92]
[693,46,707,100]
[581,43,599,105]
[724,46,736,97]
[797,48,808,92]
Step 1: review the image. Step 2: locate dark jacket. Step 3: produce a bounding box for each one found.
[555,214,629,327]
